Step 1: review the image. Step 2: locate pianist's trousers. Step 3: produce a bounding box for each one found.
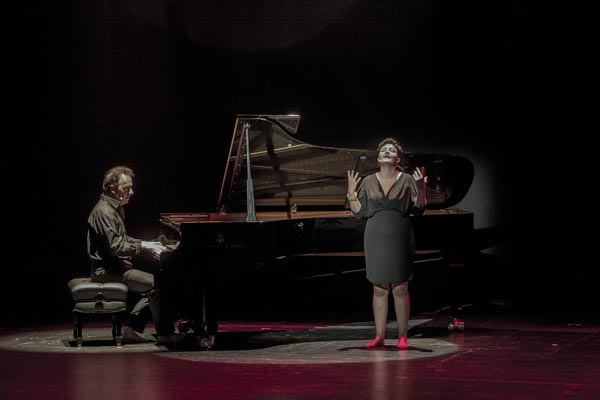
[93,268,171,335]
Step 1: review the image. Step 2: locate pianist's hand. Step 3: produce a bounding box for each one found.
[141,241,168,255]
[347,170,362,195]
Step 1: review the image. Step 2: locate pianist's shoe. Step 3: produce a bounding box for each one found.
[157,332,186,344]
[121,326,155,344]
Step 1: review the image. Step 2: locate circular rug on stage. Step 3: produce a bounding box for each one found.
[159,338,459,364]
[0,320,459,362]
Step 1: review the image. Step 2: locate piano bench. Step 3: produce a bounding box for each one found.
[67,278,128,347]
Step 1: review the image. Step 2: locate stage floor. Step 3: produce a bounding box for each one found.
[1,310,599,400]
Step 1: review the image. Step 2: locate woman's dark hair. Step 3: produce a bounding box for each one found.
[103,166,134,192]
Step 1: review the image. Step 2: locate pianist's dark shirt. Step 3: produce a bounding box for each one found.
[87,194,142,277]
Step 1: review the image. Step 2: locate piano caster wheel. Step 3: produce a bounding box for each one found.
[199,336,214,351]
[448,317,465,332]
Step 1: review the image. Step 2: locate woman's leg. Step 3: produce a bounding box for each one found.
[367,284,390,348]
[392,282,410,349]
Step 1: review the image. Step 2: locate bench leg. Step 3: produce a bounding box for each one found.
[113,312,124,347]
[73,312,83,347]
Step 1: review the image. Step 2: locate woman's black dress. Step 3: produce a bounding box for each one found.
[353,172,426,284]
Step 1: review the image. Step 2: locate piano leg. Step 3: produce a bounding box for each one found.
[157,252,219,349]
[446,257,472,333]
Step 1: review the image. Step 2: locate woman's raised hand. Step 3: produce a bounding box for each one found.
[412,167,428,185]
[347,170,362,194]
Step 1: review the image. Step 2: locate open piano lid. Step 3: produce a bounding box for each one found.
[217,114,474,212]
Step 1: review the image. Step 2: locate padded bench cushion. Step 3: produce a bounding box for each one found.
[68,278,128,313]
[68,278,128,302]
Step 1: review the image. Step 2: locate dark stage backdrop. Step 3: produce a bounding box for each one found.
[10,0,596,323]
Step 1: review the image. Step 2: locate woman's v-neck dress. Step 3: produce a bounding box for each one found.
[352,172,427,284]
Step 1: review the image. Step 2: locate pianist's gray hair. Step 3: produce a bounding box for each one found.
[103,166,135,192]
[377,138,403,162]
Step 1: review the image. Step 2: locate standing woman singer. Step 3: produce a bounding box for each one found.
[347,138,427,349]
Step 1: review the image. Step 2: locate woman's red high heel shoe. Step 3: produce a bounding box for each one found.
[365,336,385,349]
[397,336,409,350]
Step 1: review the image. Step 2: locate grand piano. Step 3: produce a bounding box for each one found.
[158,114,475,327]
